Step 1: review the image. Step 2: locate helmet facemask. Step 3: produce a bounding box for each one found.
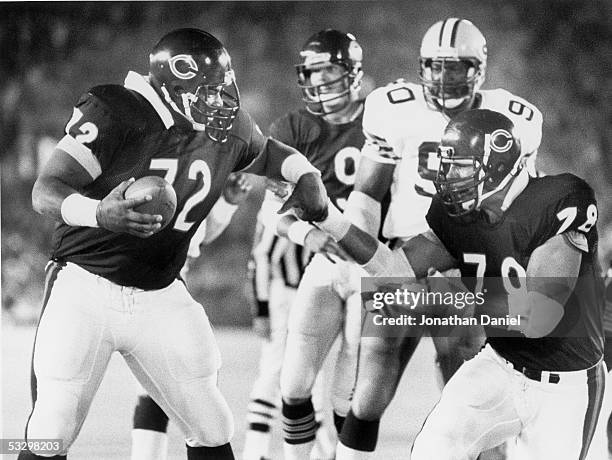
[420,57,484,113]
[297,61,362,116]
[435,146,485,217]
[435,132,523,218]
[186,78,240,143]
[161,70,240,143]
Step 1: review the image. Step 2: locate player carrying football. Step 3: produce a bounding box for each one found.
[20,28,328,460]
[130,172,252,460]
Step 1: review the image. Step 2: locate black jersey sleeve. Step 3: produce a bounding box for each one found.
[232,109,268,171]
[64,88,128,172]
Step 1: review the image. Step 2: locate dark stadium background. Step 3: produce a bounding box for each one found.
[2,0,611,327]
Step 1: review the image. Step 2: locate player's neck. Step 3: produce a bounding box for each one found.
[322,100,362,125]
[436,94,481,119]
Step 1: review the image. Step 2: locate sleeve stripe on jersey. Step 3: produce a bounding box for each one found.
[363,131,395,153]
[56,134,102,180]
[361,148,400,164]
[363,129,388,143]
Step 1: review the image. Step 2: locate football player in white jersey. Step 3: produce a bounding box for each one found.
[337,18,543,459]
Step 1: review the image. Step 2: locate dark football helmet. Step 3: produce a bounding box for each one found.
[434,109,522,217]
[296,29,363,116]
[149,28,240,143]
[419,18,487,114]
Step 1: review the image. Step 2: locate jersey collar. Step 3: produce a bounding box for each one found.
[124,71,175,129]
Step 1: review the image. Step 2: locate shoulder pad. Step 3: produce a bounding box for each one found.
[87,85,158,128]
[269,109,321,146]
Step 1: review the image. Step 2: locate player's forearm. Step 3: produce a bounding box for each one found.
[507,287,567,338]
[248,137,320,183]
[315,200,376,263]
[202,197,239,245]
[343,156,394,235]
[32,175,98,226]
[316,200,416,277]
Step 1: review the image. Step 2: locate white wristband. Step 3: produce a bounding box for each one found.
[287,220,315,246]
[316,200,351,241]
[60,193,100,227]
[280,153,321,183]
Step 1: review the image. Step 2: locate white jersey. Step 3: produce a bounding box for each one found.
[362,80,543,239]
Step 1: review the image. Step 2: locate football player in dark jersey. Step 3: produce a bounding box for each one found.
[336,19,542,460]
[20,28,328,460]
[309,109,605,459]
[275,30,368,460]
[242,29,370,460]
[130,172,252,460]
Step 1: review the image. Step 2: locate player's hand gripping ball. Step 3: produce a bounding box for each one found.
[124,176,177,230]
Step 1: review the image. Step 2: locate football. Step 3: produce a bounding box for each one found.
[124,176,177,230]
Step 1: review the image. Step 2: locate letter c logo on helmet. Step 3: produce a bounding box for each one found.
[490,129,513,153]
[169,54,199,80]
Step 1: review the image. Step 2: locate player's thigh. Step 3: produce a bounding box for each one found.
[518,366,606,460]
[281,265,344,398]
[413,347,521,459]
[33,263,111,383]
[28,263,115,447]
[286,258,344,345]
[124,282,232,444]
[128,280,221,385]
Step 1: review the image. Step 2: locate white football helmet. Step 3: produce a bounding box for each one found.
[419,18,487,114]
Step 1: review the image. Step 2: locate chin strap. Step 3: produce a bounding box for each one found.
[478,166,531,222]
[159,86,204,130]
[500,166,530,212]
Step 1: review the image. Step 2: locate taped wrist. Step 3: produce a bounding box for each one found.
[315,200,351,241]
[60,193,100,227]
[344,190,381,236]
[361,244,415,278]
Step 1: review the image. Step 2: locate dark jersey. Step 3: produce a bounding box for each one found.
[51,78,266,289]
[427,173,604,371]
[269,106,365,211]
